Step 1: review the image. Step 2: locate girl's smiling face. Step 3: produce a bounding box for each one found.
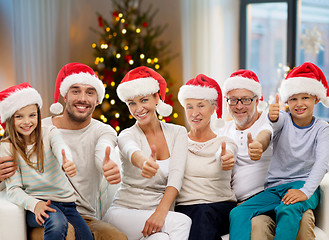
[13,104,38,144]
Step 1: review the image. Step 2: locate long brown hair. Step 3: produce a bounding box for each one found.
[1,105,44,172]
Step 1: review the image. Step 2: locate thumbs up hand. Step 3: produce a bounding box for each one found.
[247,133,263,161]
[62,149,76,177]
[269,94,280,122]
[103,146,121,184]
[220,142,235,171]
[141,145,159,178]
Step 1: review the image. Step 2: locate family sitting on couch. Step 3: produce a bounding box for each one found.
[0,62,328,240]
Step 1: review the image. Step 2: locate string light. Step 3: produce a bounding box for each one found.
[121,19,125,23]
[118,13,123,18]
[106,27,110,32]
[173,113,178,118]
[158,115,163,120]
[111,82,115,87]
[129,115,133,119]
[116,53,121,58]
[122,29,127,34]
[154,58,159,63]
[101,44,108,49]
[136,28,141,33]
[166,88,169,93]
[113,32,117,37]
[110,99,115,105]
[124,46,129,50]
[147,58,152,63]
[92,43,97,48]
[105,94,110,99]
[115,126,120,132]
[129,60,134,65]
[155,64,160,69]
[140,54,145,59]
[115,113,120,118]
[112,67,117,72]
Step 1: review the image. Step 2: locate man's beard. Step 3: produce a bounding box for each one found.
[65,104,93,123]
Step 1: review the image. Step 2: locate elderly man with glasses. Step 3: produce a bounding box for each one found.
[219,69,315,240]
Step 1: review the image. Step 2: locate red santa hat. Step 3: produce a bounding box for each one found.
[223,69,263,100]
[50,62,105,114]
[223,69,266,109]
[0,82,42,124]
[116,66,173,117]
[178,74,225,128]
[279,62,329,107]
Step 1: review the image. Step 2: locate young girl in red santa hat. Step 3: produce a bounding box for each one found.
[0,82,93,240]
[103,66,191,239]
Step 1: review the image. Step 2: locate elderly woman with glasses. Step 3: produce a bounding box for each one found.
[174,74,238,240]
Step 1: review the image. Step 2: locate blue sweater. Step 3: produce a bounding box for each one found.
[266,111,329,198]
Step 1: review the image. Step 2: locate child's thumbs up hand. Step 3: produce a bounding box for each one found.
[269,94,280,122]
[103,146,121,184]
[62,149,76,177]
[220,142,235,171]
[247,133,263,161]
[141,145,159,178]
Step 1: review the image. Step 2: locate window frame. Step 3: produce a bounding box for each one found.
[239,0,298,70]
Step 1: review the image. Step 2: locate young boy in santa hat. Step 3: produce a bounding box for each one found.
[229,62,329,240]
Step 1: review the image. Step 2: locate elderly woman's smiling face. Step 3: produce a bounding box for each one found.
[184,98,216,131]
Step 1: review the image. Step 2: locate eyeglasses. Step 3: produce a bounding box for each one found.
[226,96,257,106]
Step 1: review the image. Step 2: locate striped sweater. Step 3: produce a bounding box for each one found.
[2,125,75,213]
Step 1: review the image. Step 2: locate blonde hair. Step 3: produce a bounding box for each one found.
[1,105,44,172]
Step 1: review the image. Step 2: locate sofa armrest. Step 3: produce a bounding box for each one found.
[0,190,27,240]
[315,173,329,238]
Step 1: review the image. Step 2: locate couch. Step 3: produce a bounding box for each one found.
[1,172,329,240]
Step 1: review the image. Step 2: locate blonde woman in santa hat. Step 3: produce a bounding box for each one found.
[0,83,93,240]
[174,74,237,240]
[103,66,191,239]
[229,62,329,240]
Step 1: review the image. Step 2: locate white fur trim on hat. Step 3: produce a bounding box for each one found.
[60,72,105,104]
[117,77,159,101]
[0,88,42,123]
[178,85,218,106]
[279,77,329,107]
[223,76,262,98]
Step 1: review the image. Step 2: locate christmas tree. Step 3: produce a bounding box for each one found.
[91,0,178,132]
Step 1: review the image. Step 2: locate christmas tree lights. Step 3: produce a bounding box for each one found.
[91,0,178,132]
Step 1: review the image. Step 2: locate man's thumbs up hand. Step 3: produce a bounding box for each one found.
[247,133,263,161]
[103,146,121,184]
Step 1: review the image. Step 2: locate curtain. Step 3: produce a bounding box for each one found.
[12,0,71,117]
[181,0,240,119]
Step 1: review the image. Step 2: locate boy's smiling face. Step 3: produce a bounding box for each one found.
[287,93,319,127]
